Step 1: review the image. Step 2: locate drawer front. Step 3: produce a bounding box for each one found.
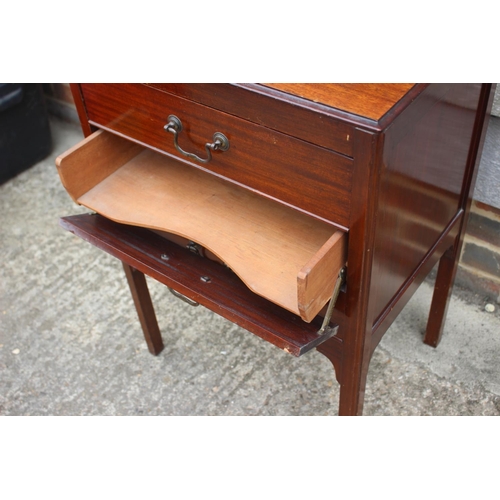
[81,84,353,227]
[145,83,356,157]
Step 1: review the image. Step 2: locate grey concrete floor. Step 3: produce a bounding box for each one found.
[1,118,499,416]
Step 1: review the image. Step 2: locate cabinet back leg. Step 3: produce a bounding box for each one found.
[424,245,459,348]
[122,263,164,355]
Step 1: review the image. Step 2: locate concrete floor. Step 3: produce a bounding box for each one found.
[1,118,499,416]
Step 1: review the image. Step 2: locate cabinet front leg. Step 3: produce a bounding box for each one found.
[424,244,459,348]
[317,334,370,416]
[316,338,343,385]
[337,352,371,416]
[122,262,164,355]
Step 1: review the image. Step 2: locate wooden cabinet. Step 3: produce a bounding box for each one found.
[59,83,495,415]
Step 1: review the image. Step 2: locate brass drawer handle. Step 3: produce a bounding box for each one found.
[164,115,229,164]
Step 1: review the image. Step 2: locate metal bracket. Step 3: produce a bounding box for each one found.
[317,267,346,336]
[187,241,204,256]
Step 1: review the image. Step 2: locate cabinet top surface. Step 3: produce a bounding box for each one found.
[262,83,415,121]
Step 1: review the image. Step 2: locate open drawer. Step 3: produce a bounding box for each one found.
[56,130,347,323]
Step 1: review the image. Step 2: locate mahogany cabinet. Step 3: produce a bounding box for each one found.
[57,83,494,415]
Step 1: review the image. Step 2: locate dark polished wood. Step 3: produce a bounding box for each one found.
[122,262,164,355]
[424,83,496,347]
[424,246,460,347]
[371,211,462,349]
[145,84,429,152]
[58,83,494,415]
[263,83,415,121]
[69,84,93,137]
[60,214,342,357]
[368,84,484,328]
[145,83,358,156]
[337,128,383,415]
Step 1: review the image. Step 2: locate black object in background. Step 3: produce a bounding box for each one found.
[0,84,52,184]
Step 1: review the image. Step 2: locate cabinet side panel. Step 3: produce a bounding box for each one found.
[69,84,93,137]
[368,84,483,325]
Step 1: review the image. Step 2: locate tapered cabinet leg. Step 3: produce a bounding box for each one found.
[122,262,164,355]
[337,356,371,416]
[424,245,459,348]
[317,336,370,416]
[316,339,343,385]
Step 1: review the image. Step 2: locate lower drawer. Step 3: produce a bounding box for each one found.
[56,130,347,322]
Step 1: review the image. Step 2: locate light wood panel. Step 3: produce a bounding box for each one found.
[56,130,347,322]
[298,230,347,321]
[56,129,143,201]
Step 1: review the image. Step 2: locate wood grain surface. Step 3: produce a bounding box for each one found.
[56,129,142,201]
[80,83,354,227]
[63,83,494,415]
[145,83,357,156]
[60,214,344,357]
[264,83,415,121]
[367,84,483,327]
[57,130,347,322]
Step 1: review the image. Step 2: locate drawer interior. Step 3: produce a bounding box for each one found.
[56,130,347,322]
